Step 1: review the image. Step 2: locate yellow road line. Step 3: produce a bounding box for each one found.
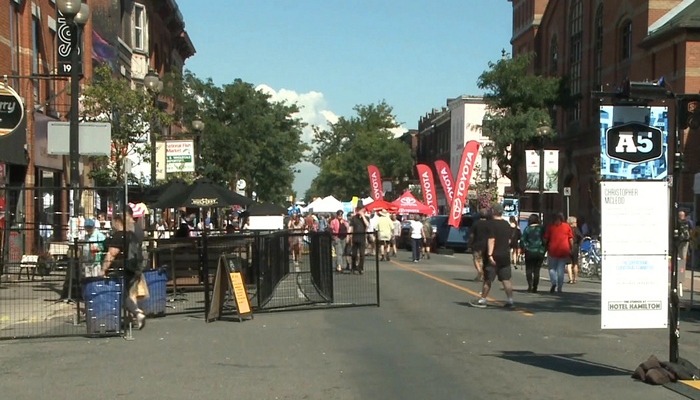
[390,259,534,317]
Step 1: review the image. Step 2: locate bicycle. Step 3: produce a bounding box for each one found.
[579,236,602,279]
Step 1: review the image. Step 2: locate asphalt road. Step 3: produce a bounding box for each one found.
[0,250,697,400]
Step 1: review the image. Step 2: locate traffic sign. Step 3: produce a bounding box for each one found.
[563,187,571,196]
[605,122,663,164]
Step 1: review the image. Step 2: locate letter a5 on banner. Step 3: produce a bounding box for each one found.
[367,165,384,201]
[416,164,438,216]
[434,160,455,204]
[448,140,480,228]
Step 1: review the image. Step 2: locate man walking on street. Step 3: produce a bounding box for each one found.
[375,209,394,261]
[467,209,488,282]
[349,206,368,274]
[471,204,515,308]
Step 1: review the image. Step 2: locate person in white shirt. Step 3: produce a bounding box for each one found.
[409,215,424,262]
[367,212,379,256]
[391,214,401,256]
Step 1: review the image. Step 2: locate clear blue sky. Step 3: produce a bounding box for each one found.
[178,0,513,196]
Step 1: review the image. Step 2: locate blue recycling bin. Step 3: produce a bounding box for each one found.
[83,277,122,335]
[139,269,167,317]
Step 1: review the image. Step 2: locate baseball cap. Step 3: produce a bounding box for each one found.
[85,218,96,228]
[491,203,504,216]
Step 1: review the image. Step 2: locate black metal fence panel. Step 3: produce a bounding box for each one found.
[0,186,128,340]
[244,231,379,312]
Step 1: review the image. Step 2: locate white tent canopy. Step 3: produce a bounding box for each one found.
[310,195,344,213]
[361,197,374,206]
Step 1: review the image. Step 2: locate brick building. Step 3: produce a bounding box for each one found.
[0,0,194,253]
[509,0,700,226]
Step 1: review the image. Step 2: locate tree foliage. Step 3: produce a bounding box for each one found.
[477,52,572,194]
[81,65,171,186]
[305,101,414,201]
[167,72,309,203]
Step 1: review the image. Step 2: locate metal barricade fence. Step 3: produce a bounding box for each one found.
[0,185,128,340]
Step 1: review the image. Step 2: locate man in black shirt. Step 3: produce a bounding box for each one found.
[349,205,368,274]
[471,203,515,308]
[467,209,488,281]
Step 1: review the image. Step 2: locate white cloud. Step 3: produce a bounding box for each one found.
[256,84,338,143]
[255,84,407,197]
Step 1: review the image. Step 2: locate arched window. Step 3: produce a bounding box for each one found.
[594,4,603,88]
[550,35,558,75]
[569,0,583,121]
[621,20,632,60]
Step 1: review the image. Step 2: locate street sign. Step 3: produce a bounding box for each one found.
[47,122,111,155]
[605,122,663,164]
[563,187,571,196]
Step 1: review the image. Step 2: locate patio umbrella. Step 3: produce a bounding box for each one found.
[148,179,190,207]
[153,178,253,208]
[364,199,396,212]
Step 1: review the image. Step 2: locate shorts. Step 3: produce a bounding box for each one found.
[380,239,391,246]
[484,262,512,282]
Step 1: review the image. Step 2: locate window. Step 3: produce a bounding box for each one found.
[594,4,603,89]
[621,20,632,60]
[568,0,583,122]
[134,4,145,51]
[549,35,558,75]
[9,3,20,89]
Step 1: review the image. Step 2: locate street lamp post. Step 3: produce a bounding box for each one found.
[535,125,552,222]
[144,70,162,187]
[482,144,494,187]
[192,117,205,176]
[56,0,89,217]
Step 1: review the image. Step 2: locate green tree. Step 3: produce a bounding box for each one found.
[168,72,309,203]
[477,51,573,194]
[81,65,171,186]
[306,101,414,200]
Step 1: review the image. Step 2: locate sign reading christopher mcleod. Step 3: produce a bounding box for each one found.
[600,181,669,330]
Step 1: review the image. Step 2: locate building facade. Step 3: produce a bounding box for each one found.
[509,0,700,226]
[416,96,510,214]
[0,0,194,254]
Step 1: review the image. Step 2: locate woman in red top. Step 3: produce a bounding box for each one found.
[543,212,573,293]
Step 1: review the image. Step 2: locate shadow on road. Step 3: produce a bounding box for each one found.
[522,291,602,316]
[486,351,632,377]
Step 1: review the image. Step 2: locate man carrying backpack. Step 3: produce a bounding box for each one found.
[330,210,349,273]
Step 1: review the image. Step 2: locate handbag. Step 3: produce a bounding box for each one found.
[136,275,150,299]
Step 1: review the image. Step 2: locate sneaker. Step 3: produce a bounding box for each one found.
[413,260,418,263]
[503,301,514,309]
[136,312,146,330]
[550,285,556,294]
[470,298,488,308]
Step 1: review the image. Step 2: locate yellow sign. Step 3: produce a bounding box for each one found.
[229,272,251,315]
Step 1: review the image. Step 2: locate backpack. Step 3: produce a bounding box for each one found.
[523,225,545,256]
[338,221,348,240]
[679,220,691,242]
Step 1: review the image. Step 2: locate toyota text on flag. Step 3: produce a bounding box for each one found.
[448,141,480,228]
[367,165,384,201]
[434,160,455,204]
[416,164,438,216]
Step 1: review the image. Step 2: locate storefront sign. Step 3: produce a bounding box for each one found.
[166,140,195,173]
[0,86,24,136]
[600,180,669,329]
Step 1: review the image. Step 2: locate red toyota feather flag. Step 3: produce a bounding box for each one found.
[416,164,438,216]
[434,159,455,204]
[448,140,481,228]
[367,165,384,201]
